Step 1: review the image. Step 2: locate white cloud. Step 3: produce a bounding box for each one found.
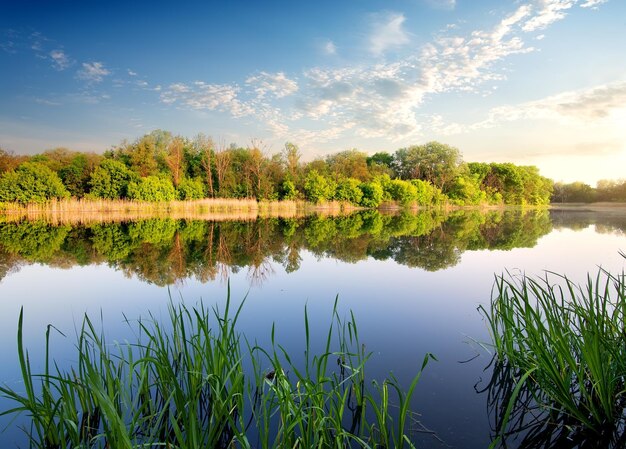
[245,72,298,99]
[323,40,337,55]
[522,0,576,32]
[424,0,456,10]
[580,0,608,8]
[128,69,138,76]
[428,80,626,135]
[160,82,254,117]
[77,62,110,83]
[49,49,71,70]
[370,12,410,56]
[155,1,603,147]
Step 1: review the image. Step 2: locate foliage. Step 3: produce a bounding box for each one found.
[388,179,418,205]
[358,181,384,208]
[0,148,29,174]
[394,141,462,190]
[0,162,70,203]
[127,176,176,202]
[303,170,335,204]
[447,173,486,205]
[176,177,205,200]
[0,132,574,206]
[279,180,299,200]
[89,159,137,199]
[334,178,363,204]
[326,149,370,181]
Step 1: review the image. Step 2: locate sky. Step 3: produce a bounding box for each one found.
[1,0,625,185]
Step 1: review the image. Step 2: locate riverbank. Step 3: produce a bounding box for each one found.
[550,202,626,212]
[0,198,363,224]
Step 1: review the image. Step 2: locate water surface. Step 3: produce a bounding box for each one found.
[0,208,624,448]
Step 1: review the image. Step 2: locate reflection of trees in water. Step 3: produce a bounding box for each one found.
[550,209,626,236]
[479,359,626,449]
[0,209,556,285]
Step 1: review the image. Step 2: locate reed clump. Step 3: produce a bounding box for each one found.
[0,198,308,224]
[480,262,626,444]
[1,293,431,448]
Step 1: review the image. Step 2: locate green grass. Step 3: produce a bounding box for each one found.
[1,291,432,448]
[480,261,626,446]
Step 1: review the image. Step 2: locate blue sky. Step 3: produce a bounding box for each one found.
[1,0,625,184]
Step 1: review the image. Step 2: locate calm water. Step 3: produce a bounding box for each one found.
[0,208,624,448]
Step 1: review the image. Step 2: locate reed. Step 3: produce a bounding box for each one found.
[0,198,361,225]
[480,261,626,443]
[1,291,431,448]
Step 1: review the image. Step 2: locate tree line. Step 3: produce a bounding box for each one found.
[0,130,556,206]
[552,180,626,203]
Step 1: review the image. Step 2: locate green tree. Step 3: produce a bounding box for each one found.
[304,170,335,204]
[283,142,301,183]
[177,177,205,200]
[326,149,370,181]
[127,176,176,201]
[0,162,69,203]
[334,178,363,205]
[447,173,486,205]
[89,159,137,199]
[280,180,299,200]
[388,179,419,205]
[359,182,384,208]
[393,142,462,190]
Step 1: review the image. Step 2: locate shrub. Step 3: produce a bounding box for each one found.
[177,177,205,200]
[89,159,136,199]
[127,176,176,202]
[334,178,363,205]
[359,182,384,208]
[388,179,418,205]
[304,170,335,204]
[280,180,299,201]
[0,162,69,203]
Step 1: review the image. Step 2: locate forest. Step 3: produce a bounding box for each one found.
[0,129,598,208]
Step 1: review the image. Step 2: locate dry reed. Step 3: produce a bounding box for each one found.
[0,198,357,225]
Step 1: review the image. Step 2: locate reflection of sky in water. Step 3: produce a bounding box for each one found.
[0,223,624,448]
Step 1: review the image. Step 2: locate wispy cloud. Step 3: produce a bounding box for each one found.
[424,0,456,11]
[160,82,254,117]
[153,0,607,147]
[323,40,337,55]
[494,80,626,122]
[246,72,298,99]
[50,49,71,70]
[522,0,576,32]
[369,12,410,56]
[77,62,110,83]
[426,80,626,136]
[580,0,608,8]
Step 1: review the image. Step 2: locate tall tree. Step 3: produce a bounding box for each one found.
[283,142,301,182]
[165,136,186,187]
[393,142,463,190]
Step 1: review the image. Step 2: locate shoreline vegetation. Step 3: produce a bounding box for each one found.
[0,196,556,225]
[480,258,626,448]
[0,296,433,449]
[0,198,354,224]
[2,260,625,447]
[1,132,558,210]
